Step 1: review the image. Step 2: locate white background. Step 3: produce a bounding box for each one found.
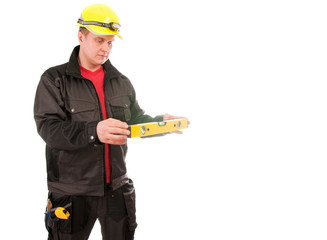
[1,0,327,239]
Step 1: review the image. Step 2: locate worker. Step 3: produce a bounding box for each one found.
[34,3,187,240]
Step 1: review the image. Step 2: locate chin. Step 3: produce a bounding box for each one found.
[93,60,104,66]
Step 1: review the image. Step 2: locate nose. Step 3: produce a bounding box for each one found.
[101,42,111,53]
[101,44,109,53]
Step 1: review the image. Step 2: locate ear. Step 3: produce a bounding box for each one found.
[78,31,84,44]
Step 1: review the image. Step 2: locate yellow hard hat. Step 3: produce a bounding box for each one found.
[77,4,122,39]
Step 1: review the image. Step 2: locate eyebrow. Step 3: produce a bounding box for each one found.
[96,37,115,42]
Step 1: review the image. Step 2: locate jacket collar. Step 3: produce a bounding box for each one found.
[66,45,121,79]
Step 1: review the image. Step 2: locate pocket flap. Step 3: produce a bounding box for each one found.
[66,100,96,114]
[109,96,131,108]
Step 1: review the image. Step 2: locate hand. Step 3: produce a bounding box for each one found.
[163,113,190,134]
[97,118,130,145]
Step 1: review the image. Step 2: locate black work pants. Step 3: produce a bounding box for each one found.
[45,183,136,240]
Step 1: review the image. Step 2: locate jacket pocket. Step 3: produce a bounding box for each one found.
[65,100,97,121]
[122,179,137,233]
[109,96,131,122]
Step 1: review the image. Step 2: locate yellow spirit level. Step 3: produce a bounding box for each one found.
[128,119,188,138]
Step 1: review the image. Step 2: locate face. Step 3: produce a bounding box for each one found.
[78,31,115,69]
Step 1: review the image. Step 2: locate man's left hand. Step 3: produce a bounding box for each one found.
[163,113,190,134]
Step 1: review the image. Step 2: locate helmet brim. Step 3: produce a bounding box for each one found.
[77,23,123,39]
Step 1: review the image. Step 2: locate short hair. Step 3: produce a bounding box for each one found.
[79,26,89,36]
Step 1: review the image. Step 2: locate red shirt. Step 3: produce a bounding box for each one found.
[80,65,111,183]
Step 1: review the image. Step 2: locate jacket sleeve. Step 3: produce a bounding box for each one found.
[126,78,163,125]
[34,74,101,151]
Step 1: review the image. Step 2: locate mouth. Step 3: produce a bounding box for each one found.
[98,52,108,58]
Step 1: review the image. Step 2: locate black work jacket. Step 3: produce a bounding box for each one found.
[34,46,163,196]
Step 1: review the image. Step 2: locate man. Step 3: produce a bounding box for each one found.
[34,3,186,240]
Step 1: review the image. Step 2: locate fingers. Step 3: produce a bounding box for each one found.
[172,130,183,134]
[163,113,190,124]
[107,126,130,136]
[163,113,191,130]
[97,118,130,145]
[101,133,128,145]
[104,118,129,129]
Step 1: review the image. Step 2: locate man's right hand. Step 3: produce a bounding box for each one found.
[96,118,130,145]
